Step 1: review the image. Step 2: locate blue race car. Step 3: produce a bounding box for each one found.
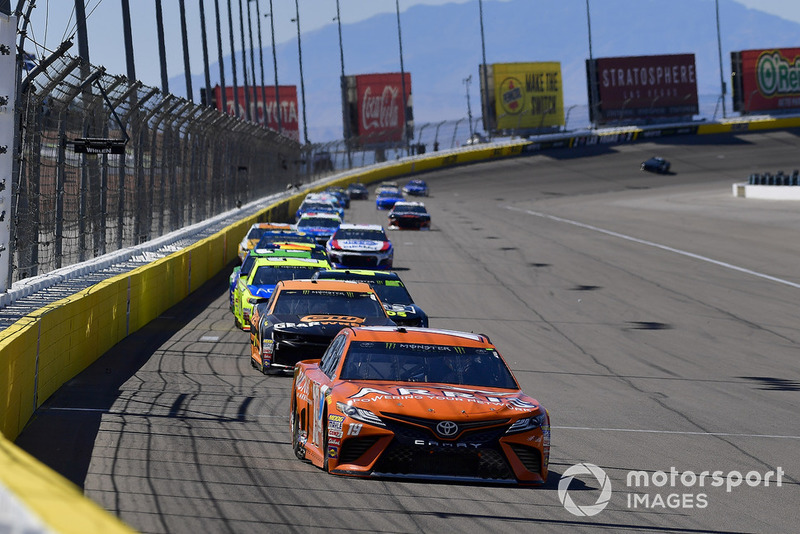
[375,188,404,210]
[402,179,429,197]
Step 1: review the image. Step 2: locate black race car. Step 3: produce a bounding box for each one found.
[641,156,671,173]
[248,279,395,373]
[388,201,431,230]
[347,182,369,200]
[312,268,429,327]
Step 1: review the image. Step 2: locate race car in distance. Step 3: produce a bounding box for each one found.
[230,242,329,311]
[326,223,393,269]
[232,256,331,330]
[312,269,429,327]
[641,156,670,174]
[295,197,343,222]
[290,326,550,484]
[249,279,395,373]
[402,179,429,197]
[387,201,431,230]
[295,212,343,245]
[347,183,369,200]
[325,186,351,209]
[375,188,404,210]
[237,222,294,263]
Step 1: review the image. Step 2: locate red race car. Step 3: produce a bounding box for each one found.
[290,326,550,484]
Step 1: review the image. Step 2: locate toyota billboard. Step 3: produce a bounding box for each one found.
[480,62,564,133]
[206,85,299,141]
[586,53,698,124]
[341,72,413,147]
[732,48,800,113]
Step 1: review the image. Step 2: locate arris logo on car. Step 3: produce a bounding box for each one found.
[436,421,459,437]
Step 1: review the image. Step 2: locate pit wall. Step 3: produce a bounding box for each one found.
[0,115,798,533]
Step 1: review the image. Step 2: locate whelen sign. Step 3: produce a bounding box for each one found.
[342,72,413,147]
[206,84,299,141]
[479,62,564,133]
[586,53,698,124]
[732,48,800,113]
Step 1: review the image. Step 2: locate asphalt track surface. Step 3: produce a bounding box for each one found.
[16,131,800,533]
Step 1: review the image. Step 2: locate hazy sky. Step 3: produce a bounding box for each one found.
[19,0,800,89]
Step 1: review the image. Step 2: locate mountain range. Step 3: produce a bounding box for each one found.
[171,0,800,141]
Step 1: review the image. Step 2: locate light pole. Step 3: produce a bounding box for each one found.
[395,0,408,151]
[586,0,599,127]
[463,75,474,137]
[213,0,228,113]
[266,3,281,133]
[226,0,240,118]
[252,0,269,127]
[293,0,309,144]
[237,0,252,121]
[199,0,213,106]
[478,0,490,138]
[715,0,727,118]
[335,0,352,167]
[246,0,259,123]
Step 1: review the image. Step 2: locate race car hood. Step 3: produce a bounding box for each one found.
[270,314,395,335]
[247,284,276,299]
[336,239,386,252]
[337,382,541,419]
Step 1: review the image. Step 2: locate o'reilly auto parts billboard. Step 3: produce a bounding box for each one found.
[480,62,564,133]
[732,48,800,113]
[586,53,698,124]
[207,85,299,141]
[341,72,413,147]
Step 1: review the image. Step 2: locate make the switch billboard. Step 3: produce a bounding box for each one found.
[480,62,564,133]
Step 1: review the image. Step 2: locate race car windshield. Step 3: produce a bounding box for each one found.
[298,218,340,229]
[256,232,315,247]
[394,205,427,214]
[312,274,413,304]
[272,290,385,317]
[251,265,321,285]
[339,342,518,388]
[366,281,412,304]
[335,229,387,241]
[302,202,335,211]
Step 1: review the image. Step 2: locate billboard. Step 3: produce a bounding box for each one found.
[207,85,299,141]
[342,72,413,146]
[587,53,698,124]
[732,48,800,113]
[481,62,564,132]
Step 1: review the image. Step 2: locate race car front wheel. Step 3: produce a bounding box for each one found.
[291,401,307,461]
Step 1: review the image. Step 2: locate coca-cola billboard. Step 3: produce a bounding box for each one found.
[207,85,299,141]
[342,73,412,146]
[586,54,698,124]
[732,48,800,113]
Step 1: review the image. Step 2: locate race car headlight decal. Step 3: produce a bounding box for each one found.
[380,242,392,252]
[506,412,546,434]
[336,402,386,427]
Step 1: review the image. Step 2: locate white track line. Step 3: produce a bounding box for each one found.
[554,426,800,439]
[505,206,800,289]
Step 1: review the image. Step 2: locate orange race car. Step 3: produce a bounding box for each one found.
[290,326,550,484]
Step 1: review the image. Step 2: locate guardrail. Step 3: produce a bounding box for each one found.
[2,113,800,534]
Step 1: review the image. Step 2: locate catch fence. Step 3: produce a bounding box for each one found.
[12,52,300,284]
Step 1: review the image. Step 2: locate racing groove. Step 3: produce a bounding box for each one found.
[16,131,800,533]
